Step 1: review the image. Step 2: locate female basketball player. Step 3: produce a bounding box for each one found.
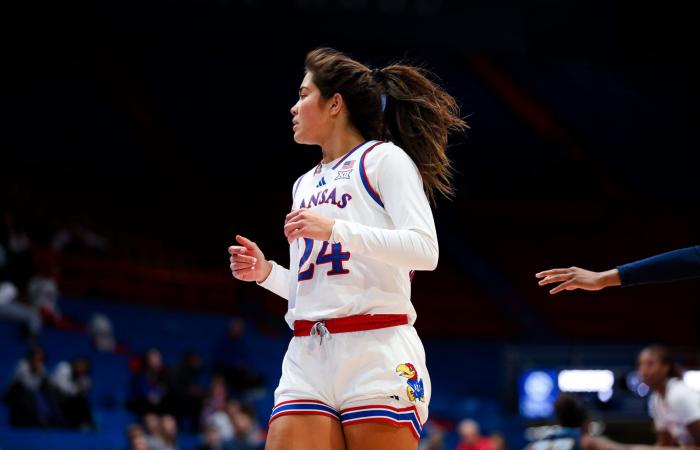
[536,245,700,295]
[228,47,466,450]
[638,345,700,445]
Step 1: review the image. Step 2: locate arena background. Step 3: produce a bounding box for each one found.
[1,1,699,448]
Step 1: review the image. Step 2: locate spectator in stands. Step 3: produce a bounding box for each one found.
[212,318,264,397]
[206,400,236,442]
[89,313,117,352]
[3,346,63,427]
[489,433,508,450]
[0,279,42,338]
[201,375,230,434]
[27,272,62,326]
[130,433,150,450]
[51,218,109,255]
[50,356,94,429]
[419,420,446,450]
[160,414,180,450]
[127,424,148,450]
[1,211,34,292]
[128,348,171,416]
[128,424,150,450]
[199,423,234,450]
[456,419,493,450]
[128,423,146,440]
[227,403,263,450]
[142,413,180,450]
[144,413,165,449]
[169,350,206,431]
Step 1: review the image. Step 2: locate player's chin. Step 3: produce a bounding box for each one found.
[292,130,316,145]
[292,131,307,144]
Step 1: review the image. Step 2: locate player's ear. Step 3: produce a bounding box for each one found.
[328,93,344,117]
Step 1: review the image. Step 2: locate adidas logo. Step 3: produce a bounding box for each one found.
[316,177,327,188]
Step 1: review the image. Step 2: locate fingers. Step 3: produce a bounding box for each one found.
[285,209,303,223]
[235,235,257,251]
[535,268,571,278]
[229,264,255,272]
[550,279,577,295]
[538,274,572,286]
[283,220,304,238]
[231,262,255,271]
[230,254,257,265]
[229,262,256,271]
[287,227,307,244]
[228,245,246,254]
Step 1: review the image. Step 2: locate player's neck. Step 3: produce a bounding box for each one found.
[320,130,365,164]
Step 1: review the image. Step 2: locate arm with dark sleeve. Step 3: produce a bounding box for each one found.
[617,246,700,287]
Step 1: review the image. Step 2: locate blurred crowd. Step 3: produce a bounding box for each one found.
[1,210,267,450]
[420,419,509,450]
[123,322,266,450]
[2,324,266,450]
[0,210,109,339]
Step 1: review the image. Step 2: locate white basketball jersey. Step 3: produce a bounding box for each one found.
[276,141,435,326]
[259,140,439,329]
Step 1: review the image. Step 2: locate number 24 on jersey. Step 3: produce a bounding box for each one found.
[298,238,351,281]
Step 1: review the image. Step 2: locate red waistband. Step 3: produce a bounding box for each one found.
[293,314,409,337]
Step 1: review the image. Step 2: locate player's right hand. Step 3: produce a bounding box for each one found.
[228,235,272,283]
[535,267,620,294]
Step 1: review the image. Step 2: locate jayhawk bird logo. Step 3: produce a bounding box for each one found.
[396,363,425,403]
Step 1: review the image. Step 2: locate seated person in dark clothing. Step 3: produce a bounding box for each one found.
[169,350,206,431]
[127,348,171,416]
[50,356,94,429]
[3,346,63,427]
[212,318,264,396]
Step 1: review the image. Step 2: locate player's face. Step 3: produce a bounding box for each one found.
[290,72,332,145]
[637,350,668,389]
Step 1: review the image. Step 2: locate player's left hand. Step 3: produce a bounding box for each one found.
[284,209,335,244]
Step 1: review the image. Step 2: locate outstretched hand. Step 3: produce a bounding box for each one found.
[535,267,621,295]
[228,235,272,283]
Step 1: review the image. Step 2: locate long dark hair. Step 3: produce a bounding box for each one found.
[304,47,467,204]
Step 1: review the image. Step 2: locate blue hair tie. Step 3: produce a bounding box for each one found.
[380,93,387,113]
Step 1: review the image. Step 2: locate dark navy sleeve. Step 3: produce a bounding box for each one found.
[617,245,700,287]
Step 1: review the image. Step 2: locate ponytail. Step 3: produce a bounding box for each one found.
[374,65,467,204]
[304,48,468,205]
